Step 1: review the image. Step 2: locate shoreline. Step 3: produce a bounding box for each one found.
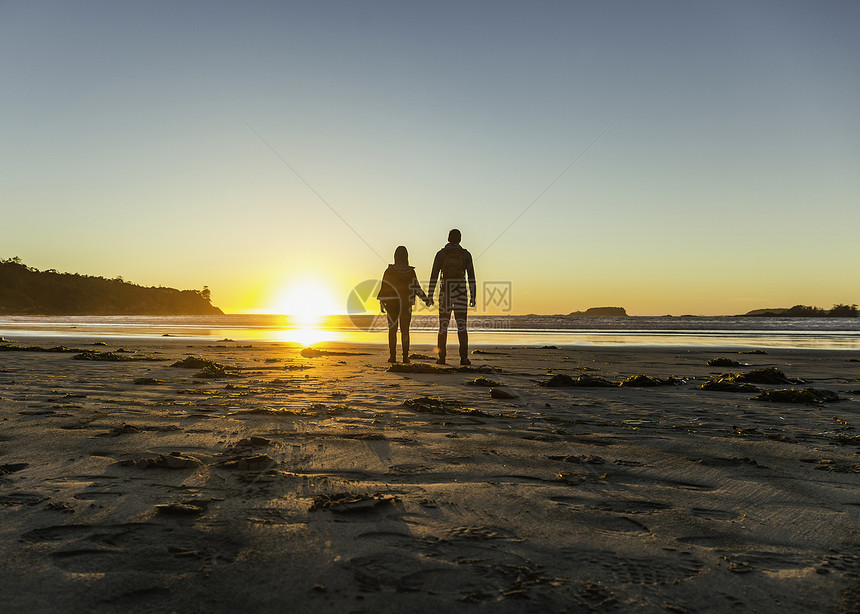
[3,331,860,352]
[4,313,860,350]
[1,338,859,612]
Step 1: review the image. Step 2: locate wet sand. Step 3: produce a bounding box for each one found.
[1,337,859,612]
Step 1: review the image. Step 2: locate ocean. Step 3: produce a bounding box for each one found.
[1,314,859,349]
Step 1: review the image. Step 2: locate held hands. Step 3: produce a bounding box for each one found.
[380,301,386,313]
[418,297,472,308]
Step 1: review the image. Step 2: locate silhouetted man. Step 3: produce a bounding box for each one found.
[426,229,476,365]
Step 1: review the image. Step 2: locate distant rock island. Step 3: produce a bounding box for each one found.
[0,257,222,315]
[567,307,628,317]
[742,304,857,317]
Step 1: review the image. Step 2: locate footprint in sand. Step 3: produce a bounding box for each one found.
[349,548,553,600]
[354,531,417,547]
[446,525,517,541]
[676,531,756,548]
[573,511,651,534]
[562,549,704,585]
[386,463,431,474]
[23,522,238,574]
[0,492,47,505]
[0,462,28,474]
[98,587,173,609]
[689,456,763,468]
[823,548,860,575]
[719,550,814,572]
[596,499,673,514]
[348,551,442,592]
[20,524,96,542]
[690,507,739,520]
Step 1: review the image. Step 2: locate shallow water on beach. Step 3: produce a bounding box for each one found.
[2,314,859,349]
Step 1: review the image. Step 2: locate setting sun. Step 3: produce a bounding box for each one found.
[267,278,342,346]
[270,278,341,319]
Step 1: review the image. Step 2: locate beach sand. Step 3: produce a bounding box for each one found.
[1,337,858,612]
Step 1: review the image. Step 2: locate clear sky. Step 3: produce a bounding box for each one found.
[3,1,858,315]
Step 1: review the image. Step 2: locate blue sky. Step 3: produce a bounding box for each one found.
[2,1,858,314]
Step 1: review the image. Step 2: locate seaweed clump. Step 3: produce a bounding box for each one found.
[464,377,502,387]
[170,355,238,378]
[306,402,353,415]
[194,364,239,379]
[698,379,761,393]
[697,367,794,392]
[0,345,83,353]
[309,492,397,513]
[73,350,161,362]
[388,363,449,374]
[388,363,494,375]
[216,454,277,470]
[707,357,743,367]
[454,365,496,374]
[119,452,201,469]
[538,374,616,388]
[403,397,491,417]
[133,377,165,385]
[753,388,840,404]
[171,356,220,369]
[723,368,796,385]
[619,375,683,387]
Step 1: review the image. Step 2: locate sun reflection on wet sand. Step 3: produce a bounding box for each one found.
[271,314,338,347]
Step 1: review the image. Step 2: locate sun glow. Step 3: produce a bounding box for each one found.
[271,279,341,319]
[270,278,341,346]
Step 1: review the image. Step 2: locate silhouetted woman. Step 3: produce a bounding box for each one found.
[377,246,429,363]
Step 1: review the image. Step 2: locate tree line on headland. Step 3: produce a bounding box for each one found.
[0,258,222,315]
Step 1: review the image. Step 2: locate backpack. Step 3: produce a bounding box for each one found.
[440,248,466,279]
